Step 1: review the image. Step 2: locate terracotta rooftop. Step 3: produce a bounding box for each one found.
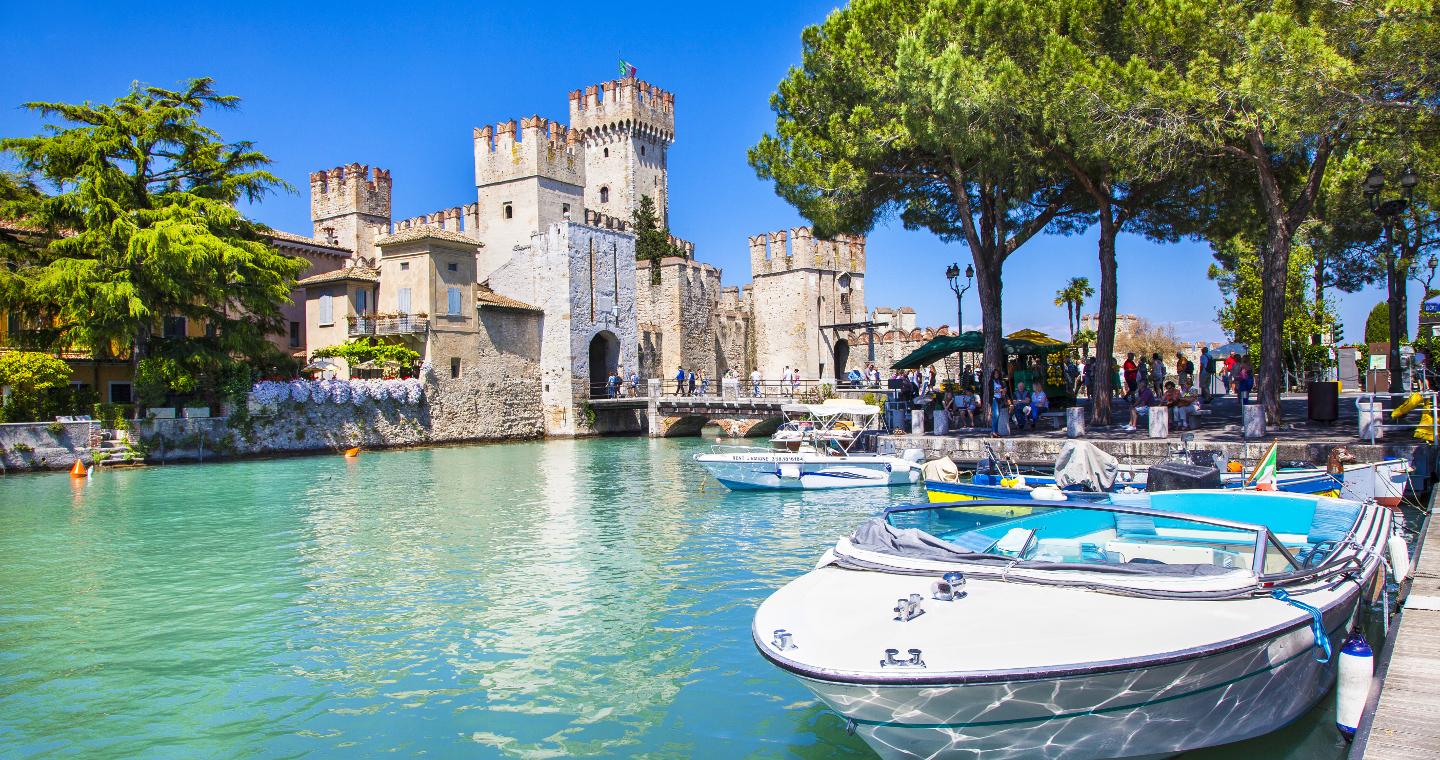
[476,283,541,312]
[377,227,481,247]
[297,265,380,287]
[267,229,352,254]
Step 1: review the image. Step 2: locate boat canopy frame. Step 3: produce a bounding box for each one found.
[881,497,1327,582]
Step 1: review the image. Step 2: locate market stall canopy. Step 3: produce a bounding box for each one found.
[891,330,1065,369]
[1424,295,1440,314]
[1211,342,1249,357]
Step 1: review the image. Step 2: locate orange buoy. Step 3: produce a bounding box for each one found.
[69,459,87,478]
[344,447,361,458]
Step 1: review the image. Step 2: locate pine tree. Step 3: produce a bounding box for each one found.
[631,195,684,285]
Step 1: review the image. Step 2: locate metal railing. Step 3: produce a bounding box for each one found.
[349,316,430,337]
[587,378,896,401]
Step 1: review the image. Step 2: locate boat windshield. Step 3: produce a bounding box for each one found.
[879,498,1342,576]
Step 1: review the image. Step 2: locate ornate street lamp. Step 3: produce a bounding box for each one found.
[1364,166,1419,394]
[946,262,974,332]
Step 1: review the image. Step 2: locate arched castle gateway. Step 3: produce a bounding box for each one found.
[288,74,922,437]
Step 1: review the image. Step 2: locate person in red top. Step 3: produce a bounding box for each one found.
[1222,352,1238,394]
[1123,353,1138,401]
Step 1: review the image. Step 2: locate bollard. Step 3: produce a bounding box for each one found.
[1066,407,1085,438]
[932,409,950,436]
[1148,408,1169,438]
[647,378,661,399]
[1357,395,1384,441]
[721,378,739,401]
[1243,403,1266,438]
[911,409,926,435]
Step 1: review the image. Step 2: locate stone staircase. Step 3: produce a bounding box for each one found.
[90,425,145,466]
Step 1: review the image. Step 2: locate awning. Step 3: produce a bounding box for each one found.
[891,330,1066,369]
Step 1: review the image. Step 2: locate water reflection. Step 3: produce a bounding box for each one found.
[0,438,1352,759]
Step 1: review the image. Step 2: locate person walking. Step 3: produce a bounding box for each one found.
[1235,356,1254,406]
[1137,355,1151,396]
[1123,353,1138,400]
[606,370,619,399]
[750,368,762,398]
[630,368,641,398]
[1222,352,1238,394]
[698,369,709,396]
[1198,347,1213,403]
[1151,353,1166,393]
[989,368,1009,438]
[687,368,697,397]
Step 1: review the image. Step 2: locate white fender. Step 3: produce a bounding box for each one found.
[778,463,801,480]
[1031,485,1067,501]
[1388,532,1411,581]
[1336,630,1374,738]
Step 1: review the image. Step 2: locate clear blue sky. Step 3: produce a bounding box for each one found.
[0,0,1408,342]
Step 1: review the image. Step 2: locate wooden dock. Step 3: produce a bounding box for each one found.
[1355,487,1440,759]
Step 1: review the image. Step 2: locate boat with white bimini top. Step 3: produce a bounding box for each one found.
[770,400,870,451]
[753,489,1405,759]
[695,401,921,490]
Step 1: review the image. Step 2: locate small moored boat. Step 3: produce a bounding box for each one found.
[695,401,920,490]
[754,489,1402,759]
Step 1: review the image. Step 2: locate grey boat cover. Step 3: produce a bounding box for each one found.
[1054,440,1120,492]
[850,517,984,561]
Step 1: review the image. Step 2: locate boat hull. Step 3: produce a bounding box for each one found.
[763,589,1357,760]
[697,454,918,490]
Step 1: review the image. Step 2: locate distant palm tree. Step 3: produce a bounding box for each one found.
[1054,277,1095,340]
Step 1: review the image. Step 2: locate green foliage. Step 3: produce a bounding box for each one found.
[94,402,134,429]
[45,421,64,436]
[1366,303,1391,346]
[11,442,32,454]
[0,77,305,373]
[631,195,685,285]
[0,350,72,422]
[311,339,421,371]
[1210,235,1337,377]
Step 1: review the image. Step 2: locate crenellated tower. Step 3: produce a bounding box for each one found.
[747,226,868,382]
[472,116,586,278]
[569,77,675,227]
[310,163,392,258]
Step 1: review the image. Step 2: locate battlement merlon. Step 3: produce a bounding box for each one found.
[747,226,867,276]
[473,116,585,189]
[310,163,392,222]
[568,78,676,140]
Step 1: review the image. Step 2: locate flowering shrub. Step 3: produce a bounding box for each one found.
[250,378,424,408]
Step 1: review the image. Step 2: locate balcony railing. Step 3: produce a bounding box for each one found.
[349,316,430,337]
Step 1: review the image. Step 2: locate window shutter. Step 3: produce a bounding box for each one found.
[398,288,412,314]
[319,295,333,324]
[447,287,461,315]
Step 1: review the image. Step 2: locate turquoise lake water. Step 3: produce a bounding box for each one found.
[0,436,1356,758]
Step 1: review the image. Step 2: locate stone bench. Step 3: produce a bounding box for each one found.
[1039,411,1067,430]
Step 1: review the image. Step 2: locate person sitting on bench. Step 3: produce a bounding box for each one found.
[1123,384,1158,432]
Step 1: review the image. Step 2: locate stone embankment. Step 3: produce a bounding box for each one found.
[0,374,546,474]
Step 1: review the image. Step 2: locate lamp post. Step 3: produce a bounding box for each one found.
[946,262,974,332]
[1364,166,1419,394]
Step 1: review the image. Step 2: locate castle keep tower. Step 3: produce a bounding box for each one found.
[748,227,867,383]
[569,78,675,226]
[472,117,586,279]
[310,164,392,258]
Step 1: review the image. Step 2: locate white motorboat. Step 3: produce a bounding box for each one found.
[696,401,920,490]
[753,490,1403,759]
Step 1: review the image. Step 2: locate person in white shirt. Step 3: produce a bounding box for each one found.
[750,369,762,398]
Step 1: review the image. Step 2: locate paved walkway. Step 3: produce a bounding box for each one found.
[1357,488,1440,759]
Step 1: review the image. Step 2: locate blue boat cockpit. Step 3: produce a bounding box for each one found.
[879,490,1364,578]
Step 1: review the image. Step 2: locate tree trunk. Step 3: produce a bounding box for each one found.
[1091,217,1119,425]
[1259,231,1292,424]
[973,252,1005,423]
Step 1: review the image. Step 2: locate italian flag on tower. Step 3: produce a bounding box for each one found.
[1248,442,1279,491]
[619,59,637,78]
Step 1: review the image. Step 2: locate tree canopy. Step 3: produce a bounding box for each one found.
[0,78,305,395]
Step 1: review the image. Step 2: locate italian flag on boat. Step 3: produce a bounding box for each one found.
[1248,442,1278,491]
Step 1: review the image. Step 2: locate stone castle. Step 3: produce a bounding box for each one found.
[286,75,925,436]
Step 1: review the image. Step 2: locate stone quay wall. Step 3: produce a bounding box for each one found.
[0,421,97,473]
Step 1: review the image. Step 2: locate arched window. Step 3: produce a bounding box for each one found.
[600,186,610,204]
[603,147,609,158]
